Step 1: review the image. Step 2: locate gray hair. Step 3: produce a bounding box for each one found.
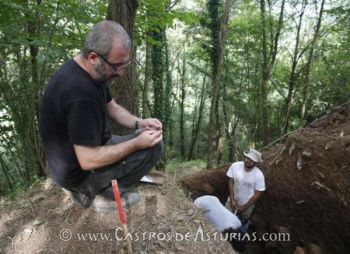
[82,21,131,58]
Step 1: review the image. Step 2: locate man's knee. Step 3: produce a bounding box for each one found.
[153,141,164,159]
[138,141,163,171]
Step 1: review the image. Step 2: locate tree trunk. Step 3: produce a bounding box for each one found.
[142,41,151,118]
[164,30,173,146]
[259,0,285,145]
[206,0,234,169]
[151,22,166,170]
[301,0,325,121]
[283,0,306,134]
[26,0,46,177]
[222,84,239,162]
[107,0,139,135]
[188,71,207,160]
[151,29,165,125]
[179,57,186,159]
[259,0,269,145]
[215,94,222,165]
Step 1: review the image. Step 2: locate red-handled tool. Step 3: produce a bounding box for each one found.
[112,179,132,253]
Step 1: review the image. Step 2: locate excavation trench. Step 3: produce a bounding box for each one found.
[181,102,350,254]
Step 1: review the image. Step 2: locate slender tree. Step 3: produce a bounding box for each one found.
[107,0,139,135]
[206,0,234,168]
[300,0,326,121]
[222,83,239,162]
[163,30,173,146]
[142,41,152,118]
[151,30,165,126]
[259,0,285,145]
[188,71,207,160]
[282,0,307,134]
[179,56,186,158]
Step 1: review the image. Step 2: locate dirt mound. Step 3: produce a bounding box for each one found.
[180,165,230,205]
[258,102,350,254]
[0,176,234,254]
[181,102,350,253]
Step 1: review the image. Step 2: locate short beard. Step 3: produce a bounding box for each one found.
[95,59,108,83]
[244,161,255,170]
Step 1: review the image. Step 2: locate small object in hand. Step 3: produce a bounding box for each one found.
[134,120,140,130]
[135,128,146,134]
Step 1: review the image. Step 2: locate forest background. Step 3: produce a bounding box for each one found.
[0,0,349,195]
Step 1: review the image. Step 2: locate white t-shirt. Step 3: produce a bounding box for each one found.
[226,161,265,206]
[194,195,242,232]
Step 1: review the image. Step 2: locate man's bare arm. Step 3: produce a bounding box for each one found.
[228,177,237,210]
[107,99,162,130]
[239,190,263,212]
[74,130,163,171]
[107,99,140,129]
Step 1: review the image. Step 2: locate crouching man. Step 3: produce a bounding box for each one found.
[39,21,163,212]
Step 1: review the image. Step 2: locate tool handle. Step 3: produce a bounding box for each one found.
[112,179,126,224]
[123,224,133,253]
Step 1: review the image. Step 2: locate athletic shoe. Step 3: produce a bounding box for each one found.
[62,188,93,208]
[90,191,141,213]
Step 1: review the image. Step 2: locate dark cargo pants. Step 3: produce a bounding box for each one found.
[78,133,164,198]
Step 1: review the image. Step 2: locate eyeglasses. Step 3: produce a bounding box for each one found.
[90,50,131,71]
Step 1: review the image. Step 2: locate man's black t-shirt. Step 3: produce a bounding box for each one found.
[39,59,112,188]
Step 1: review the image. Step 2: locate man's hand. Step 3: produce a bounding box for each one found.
[237,191,263,213]
[230,198,237,211]
[238,204,248,212]
[139,118,162,130]
[136,130,163,149]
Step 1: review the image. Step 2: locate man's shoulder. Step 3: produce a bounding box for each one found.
[46,60,98,103]
[230,161,244,169]
[227,161,244,174]
[253,167,265,178]
[52,59,78,78]
[53,60,92,86]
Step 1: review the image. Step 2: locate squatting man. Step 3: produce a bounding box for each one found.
[39,21,164,211]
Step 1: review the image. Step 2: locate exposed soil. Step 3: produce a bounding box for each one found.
[2,102,349,253]
[0,174,234,254]
[181,102,350,254]
[180,166,230,205]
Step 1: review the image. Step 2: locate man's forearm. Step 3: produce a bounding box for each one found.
[107,100,140,129]
[228,179,235,202]
[74,138,140,171]
[241,191,263,209]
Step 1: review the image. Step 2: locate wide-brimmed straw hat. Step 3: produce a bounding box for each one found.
[243,149,263,163]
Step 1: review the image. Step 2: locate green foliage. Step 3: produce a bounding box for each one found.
[173,10,200,26]
[151,30,165,122]
[135,0,199,46]
[0,0,107,196]
[6,175,44,200]
[172,0,350,159]
[206,0,221,72]
[165,159,206,173]
[1,0,349,194]
[135,0,173,46]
